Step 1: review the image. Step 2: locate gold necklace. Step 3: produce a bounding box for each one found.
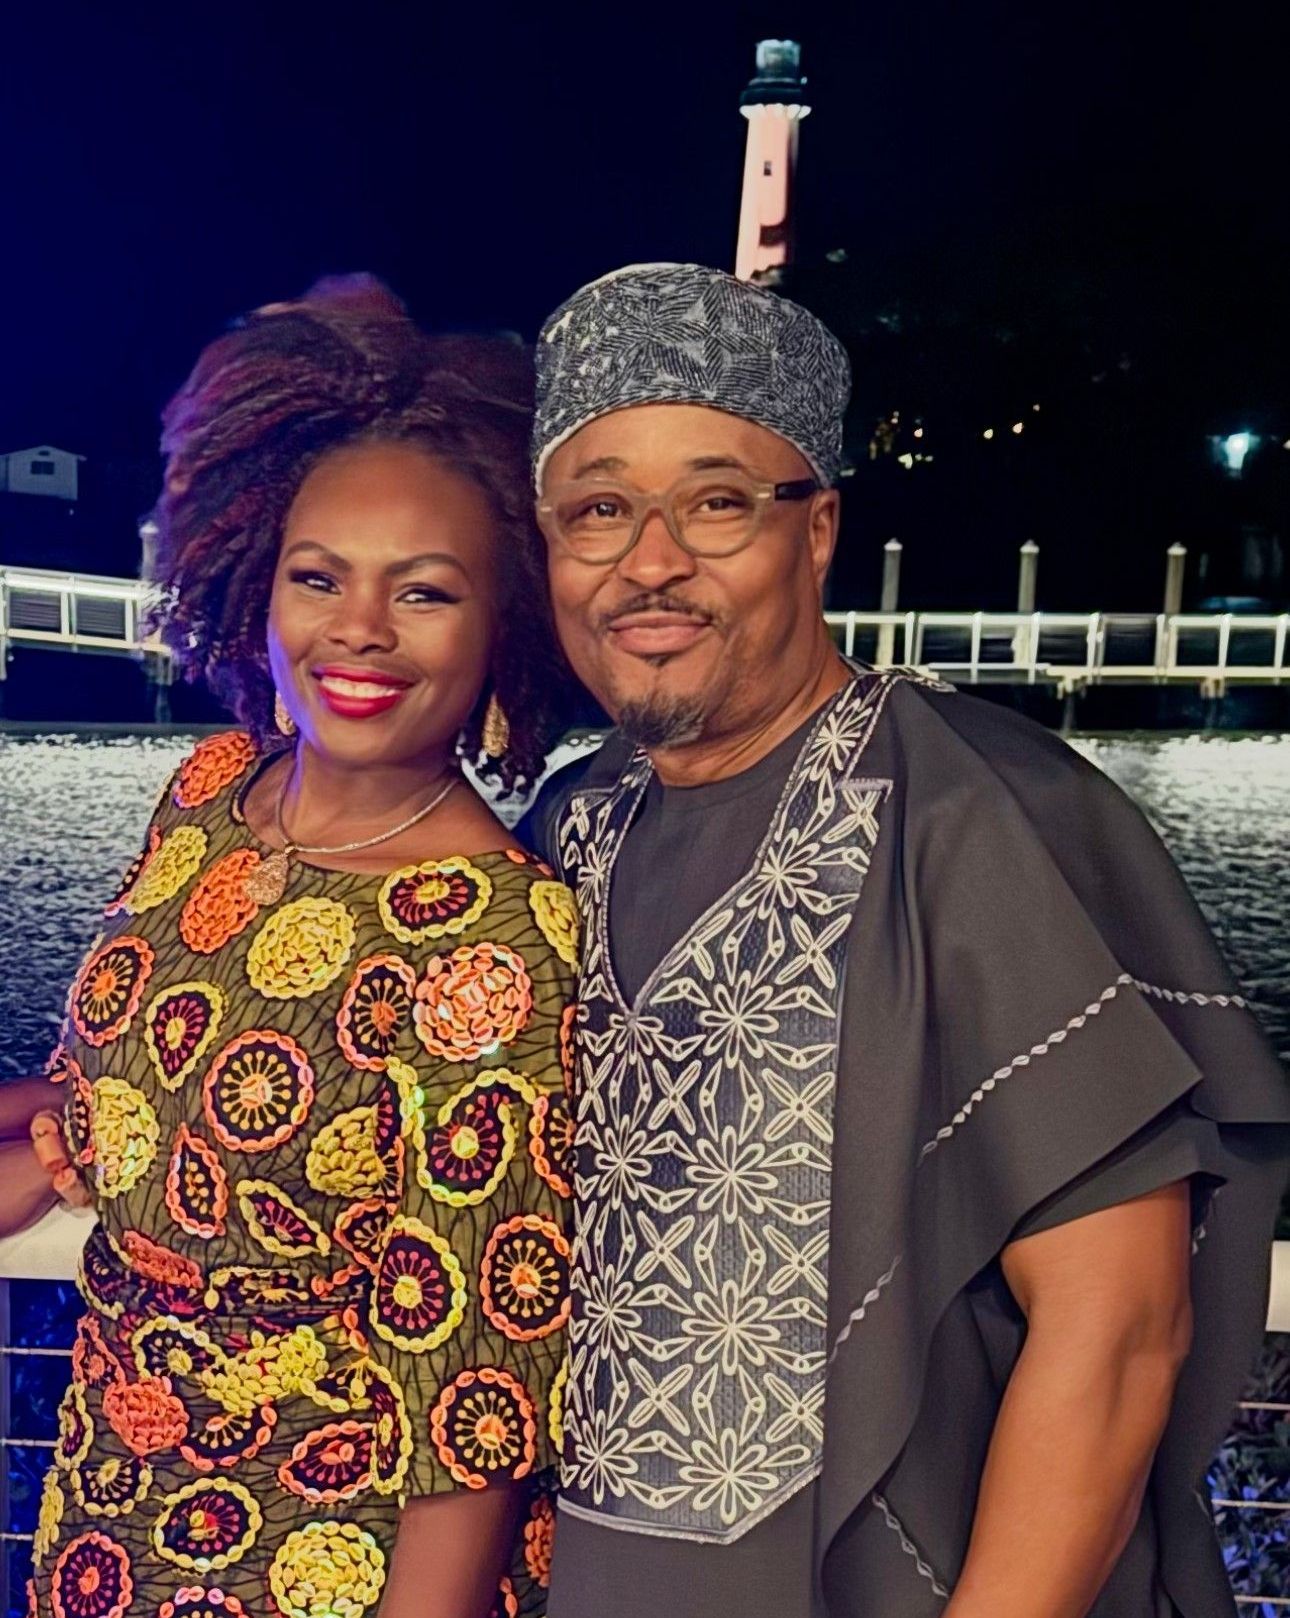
[243,760,459,905]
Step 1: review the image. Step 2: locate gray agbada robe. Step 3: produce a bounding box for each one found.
[527,669,1289,1617]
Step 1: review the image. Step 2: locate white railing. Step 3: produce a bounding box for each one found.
[1,569,1287,694]
[825,609,1290,692]
[0,567,165,657]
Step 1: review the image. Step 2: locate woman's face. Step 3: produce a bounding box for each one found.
[267,440,497,772]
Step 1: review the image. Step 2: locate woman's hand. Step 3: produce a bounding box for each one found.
[0,1076,70,1141]
[30,1113,92,1209]
[0,1140,73,1238]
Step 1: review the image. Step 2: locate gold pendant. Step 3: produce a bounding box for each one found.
[244,849,291,906]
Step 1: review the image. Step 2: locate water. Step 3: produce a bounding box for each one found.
[0,730,1286,1076]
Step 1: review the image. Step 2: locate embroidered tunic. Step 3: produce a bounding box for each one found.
[527,672,1290,1618]
[556,673,889,1544]
[30,733,577,1618]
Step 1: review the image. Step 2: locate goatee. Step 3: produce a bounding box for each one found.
[618,696,706,749]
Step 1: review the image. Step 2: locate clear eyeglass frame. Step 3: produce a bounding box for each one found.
[535,471,820,564]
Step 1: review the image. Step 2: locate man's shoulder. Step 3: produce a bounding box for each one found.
[516,732,633,867]
[879,672,1102,797]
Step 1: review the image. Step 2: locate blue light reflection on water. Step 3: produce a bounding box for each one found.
[1,730,1285,1076]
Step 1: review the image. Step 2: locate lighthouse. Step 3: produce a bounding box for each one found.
[734,39,811,284]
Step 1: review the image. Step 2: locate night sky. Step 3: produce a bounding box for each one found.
[1,0,1286,651]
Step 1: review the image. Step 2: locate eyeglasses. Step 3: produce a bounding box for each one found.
[535,471,820,564]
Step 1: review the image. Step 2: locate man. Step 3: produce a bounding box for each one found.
[524,262,1288,1617]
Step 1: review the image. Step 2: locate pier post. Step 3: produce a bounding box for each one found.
[145,651,174,724]
[876,539,902,666]
[1013,540,1039,668]
[1164,543,1187,618]
[1155,543,1187,693]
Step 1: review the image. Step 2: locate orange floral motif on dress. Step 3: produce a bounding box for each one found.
[429,1367,537,1490]
[70,937,155,1047]
[49,1529,134,1618]
[412,942,534,1062]
[523,1492,555,1589]
[102,1377,190,1457]
[172,732,258,810]
[528,1092,576,1201]
[164,1125,230,1239]
[71,1317,124,1393]
[179,850,263,955]
[202,1029,315,1152]
[159,1586,252,1618]
[277,1419,374,1503]
[117,1230,205,1292]
[336,954,417,1070]
[559,1003,577,1097]
[479,1213,572,1342]
[485,1578,520,1618]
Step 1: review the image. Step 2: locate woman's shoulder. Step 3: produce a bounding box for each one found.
[167,730,262,816]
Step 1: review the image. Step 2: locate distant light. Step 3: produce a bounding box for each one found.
[1221,432,1252,472]
[1011,422,1024,434]
[1032,403,1041,412]
[913,426,924,438]
[983,428,995,440]
[897,452,914,469]
[1284,439,1290,450]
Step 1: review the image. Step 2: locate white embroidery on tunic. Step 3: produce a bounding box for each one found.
[918,972,1250,1162]
[557,674,894,1542]
[835,971,1255,1360]
[871,1491,951,1600]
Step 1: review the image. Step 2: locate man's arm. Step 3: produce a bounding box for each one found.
[944,1181,1193,1618]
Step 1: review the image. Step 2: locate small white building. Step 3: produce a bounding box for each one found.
[0,445,83,500]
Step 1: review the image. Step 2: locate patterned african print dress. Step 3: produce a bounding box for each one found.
[30,732,579,1618]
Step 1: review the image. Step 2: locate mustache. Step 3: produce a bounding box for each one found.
[597,593,718,633]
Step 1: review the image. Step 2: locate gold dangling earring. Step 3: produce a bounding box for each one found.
[273,690,297,738]
[481,692,510,758]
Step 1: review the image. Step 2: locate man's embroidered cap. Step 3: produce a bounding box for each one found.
[533,262,852,488]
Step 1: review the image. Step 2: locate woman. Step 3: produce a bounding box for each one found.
[11,278,579,1618]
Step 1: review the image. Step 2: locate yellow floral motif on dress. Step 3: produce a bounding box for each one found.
[236,1179,332,1259]
[142,980,226,1090]
[131,1318,219,1382]
[268,1520,386,1618]
[528,880,580,967]
[33,1471,63,1562]
[305,1106,392,1200]
[347,1359,413,1497]
[55,1384,94,1471]
[377,856,492,945]
[199,1325,328,1417]
[369,1214,468,1354]
[74,1248,124,1321]
[124,826,209,913]
[88,1077,159,1198]
[385,1056,422,1133]
[151,1478,263,1571]
[70,1455,153,1518]
[245,898,357,1000]
[406,1071,535,1207]
[548,1360,567,1450]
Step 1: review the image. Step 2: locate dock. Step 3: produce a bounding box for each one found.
[1,565,1287,704]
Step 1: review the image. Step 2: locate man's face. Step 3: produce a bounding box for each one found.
[542,403,839,749]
